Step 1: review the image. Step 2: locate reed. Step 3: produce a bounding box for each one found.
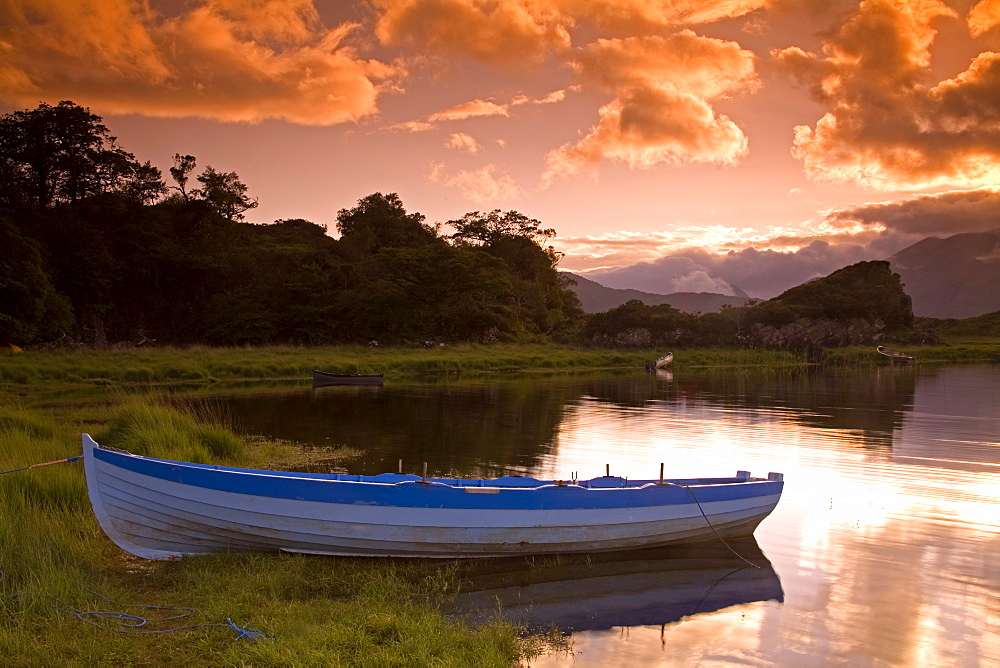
[0,400,538,665]
[99,398,245,462]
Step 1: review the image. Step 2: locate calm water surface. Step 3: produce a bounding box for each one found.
[203,364,999,666]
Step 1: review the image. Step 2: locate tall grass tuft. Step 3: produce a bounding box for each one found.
[0,405,99,615]
[0,406,86,513]
[0,400,536,665]
[98,398,245,463]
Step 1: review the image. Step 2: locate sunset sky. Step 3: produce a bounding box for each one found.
[2,0,999,297]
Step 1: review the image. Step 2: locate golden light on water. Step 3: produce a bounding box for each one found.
[528,380,1000,666]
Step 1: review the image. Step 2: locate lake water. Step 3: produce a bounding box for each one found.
[202,364,1000,666]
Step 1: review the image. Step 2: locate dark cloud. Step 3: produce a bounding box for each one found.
[583,238,905,298]
[827,188,1000,236]
[585,256,745,296]
[567,187,997,299]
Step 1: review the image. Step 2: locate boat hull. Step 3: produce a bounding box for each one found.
[876,346,914,364]
[654,352,673,369]
[82,435,783,560]
[311,369,383,387]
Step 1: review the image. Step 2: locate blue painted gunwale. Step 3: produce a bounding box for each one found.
[92,445,782,511]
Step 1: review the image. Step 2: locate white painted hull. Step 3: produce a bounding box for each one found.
[83,435,783,560]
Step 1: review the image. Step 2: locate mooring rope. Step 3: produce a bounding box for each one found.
[0,571,268,641]
[51,590,270,640]
[664,483,762,570]
[0,455,82,476]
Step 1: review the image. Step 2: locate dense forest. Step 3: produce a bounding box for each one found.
[0,101,582,347]
[1,101,922,351]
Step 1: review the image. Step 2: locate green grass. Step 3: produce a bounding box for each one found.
[0,399,541,665]
[0,343,817,391]
[822,341,1000,366]
[3,341,996,400]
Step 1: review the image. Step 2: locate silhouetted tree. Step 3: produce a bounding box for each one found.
[449,209,555,246]
[169,154,197,202]
[450,209,581,337]
[193,166,258,221]
[336,192,438,253]
[0,101,163,209]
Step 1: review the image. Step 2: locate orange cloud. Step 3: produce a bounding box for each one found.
[511,89,569,105]
[0,0,399,124]
[775,0,1000,190]
[427,99,509,122]
[203,0,320,44]
[373,0,572,67]
[968,0,1000,36]
[555,0,771,32]
[444,164,522,204]
[544,32,758,180]
[386,120,436,133]
[373,0,771,68]
[444,132,481,153]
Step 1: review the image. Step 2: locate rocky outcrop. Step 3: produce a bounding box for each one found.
[741,261,932,357]
[749,317,889,349]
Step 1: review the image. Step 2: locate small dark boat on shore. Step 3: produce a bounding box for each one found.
[876,346,914,365]
[312,369,384,387]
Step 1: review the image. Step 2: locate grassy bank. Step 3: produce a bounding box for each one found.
[0,344,818,391]
[2,341,996,396]
[0,400,545,665]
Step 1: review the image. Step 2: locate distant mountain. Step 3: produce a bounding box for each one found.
[563,272,751,314]
[889,230,1000,318]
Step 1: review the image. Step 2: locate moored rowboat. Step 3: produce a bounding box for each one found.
[311,369,383,387]
[82,434,784,560]
[876,346,914,364]
[644,352,673,373]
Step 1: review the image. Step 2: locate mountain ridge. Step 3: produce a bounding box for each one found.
[567,229,1000,319]
[563,272,751,314]
[888,229,1000,319]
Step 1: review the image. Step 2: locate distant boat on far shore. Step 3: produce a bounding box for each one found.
[876,346,914,364]
[312,369,383,387]
[646,352,673,372]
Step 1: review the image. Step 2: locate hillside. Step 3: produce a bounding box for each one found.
[563,272,751,314]
[743,260,916,351]
[889,230,1000,318]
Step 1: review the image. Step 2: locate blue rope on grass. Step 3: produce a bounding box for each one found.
[51,590,270,640]
[1,571,268,641]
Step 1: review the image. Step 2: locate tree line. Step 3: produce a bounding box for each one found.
[1,101,918,351]
[0,101,583,347]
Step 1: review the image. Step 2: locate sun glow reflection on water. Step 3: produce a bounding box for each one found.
[526,367,1000,667]
[209,364,999,666]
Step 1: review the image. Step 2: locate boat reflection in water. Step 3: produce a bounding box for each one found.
[447,537,782,633]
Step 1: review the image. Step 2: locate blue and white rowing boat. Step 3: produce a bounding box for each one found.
[82,434,784,560]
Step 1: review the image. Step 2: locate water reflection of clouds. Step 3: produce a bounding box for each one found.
[530,601,778,667]
[534,372,1000,666]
